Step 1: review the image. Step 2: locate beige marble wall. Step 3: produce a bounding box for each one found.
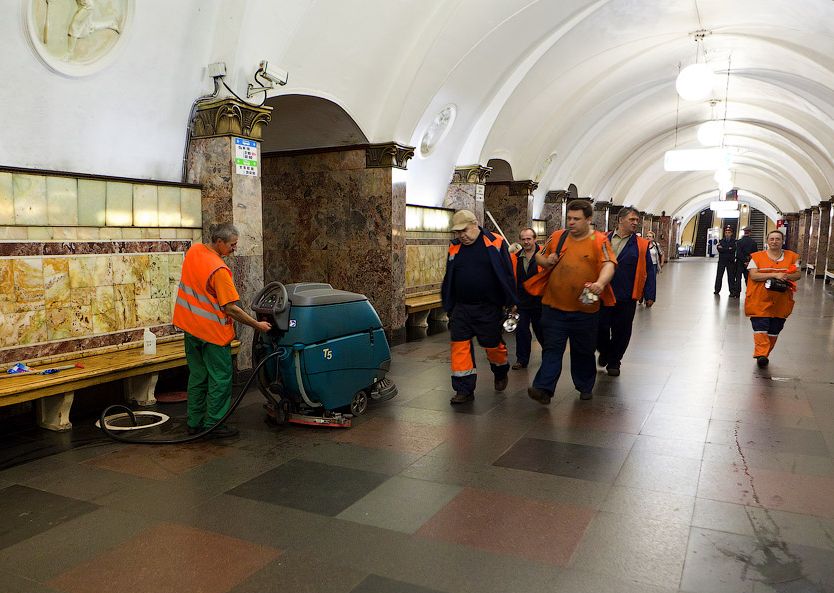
[405,243,447,295]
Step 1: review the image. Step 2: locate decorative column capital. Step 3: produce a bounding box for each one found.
[508,180,539,195]
[593,201,611,211]
[191,97,272,141]
[365,142,415,169]
[544,190,568,204]
[452,165,492,184]
[819,200,832,210]
[784,212,800,220]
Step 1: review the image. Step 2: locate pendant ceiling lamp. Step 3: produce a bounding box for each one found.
[676,26,713,102]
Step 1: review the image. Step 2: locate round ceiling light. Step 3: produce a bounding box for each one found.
[676,63,715,102]
[697,120,724,146]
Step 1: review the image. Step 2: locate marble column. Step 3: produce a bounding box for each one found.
[640,212,651,236]
[445,164,491,225]
[807,206,821,272]
[797,209,812,267]
[261,143,413,344]
[592,201,610,233]
[608,205,623,232]
[484,180,536,240]
[541,190,567,235]
[186,97,272,369]
[826,198,834,279]
[814,199,832,278]
[651,215,661,237]
[658,214,673,262]
[783,212,800,252]
[669,217,680,259]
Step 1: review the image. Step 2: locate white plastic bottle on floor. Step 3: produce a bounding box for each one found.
[143,328,157,355]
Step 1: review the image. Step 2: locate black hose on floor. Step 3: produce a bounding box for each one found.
[98,349,284,445]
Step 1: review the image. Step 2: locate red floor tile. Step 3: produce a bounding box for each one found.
[83,443,230,480]
[416,487,596,566]
[48,523,281,593]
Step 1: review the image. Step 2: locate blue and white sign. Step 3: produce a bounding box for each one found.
[234,138,259,176]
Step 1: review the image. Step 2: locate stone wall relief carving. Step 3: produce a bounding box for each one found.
[25,0,132,76]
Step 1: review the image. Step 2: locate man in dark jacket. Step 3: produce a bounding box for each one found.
[441,210,517,404]
[510,228,543,369]
[734,225,759,295]
[715,226,738,297]
[597,207,656,377]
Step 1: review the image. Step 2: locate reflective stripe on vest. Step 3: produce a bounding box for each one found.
[172,243,236,346]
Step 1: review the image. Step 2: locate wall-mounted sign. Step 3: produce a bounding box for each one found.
[234,138,258,176]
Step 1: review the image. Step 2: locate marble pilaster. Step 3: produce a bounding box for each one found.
[807,206,821,272]
[657,215,672,263]
[670,218,681,259]
[261,144,412,341]
[541,191,567,236]
[484,180,536,240]
[814,200,832,278]
[186,97,272,369]
[607,205,623,232]
[592,201,610,233]
[783,212,800,252]
[797,209,811,267]
[445,164,491,225]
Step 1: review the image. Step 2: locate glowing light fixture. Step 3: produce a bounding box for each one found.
[719,210,740,219]
[710,201,738,211]
[676,63,714,101]
[664,148,733,171]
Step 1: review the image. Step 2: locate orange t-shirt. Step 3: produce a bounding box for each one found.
[208,268,240,307]
[541,233,616,313]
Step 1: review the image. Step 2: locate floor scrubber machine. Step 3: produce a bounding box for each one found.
[250,282,397,428]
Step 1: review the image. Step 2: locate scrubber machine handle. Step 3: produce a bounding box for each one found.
[251,281,290,332]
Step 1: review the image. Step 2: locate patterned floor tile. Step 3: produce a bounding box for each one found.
[0,485,97,550]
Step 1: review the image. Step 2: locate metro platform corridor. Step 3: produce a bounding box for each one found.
[1,259,834,593]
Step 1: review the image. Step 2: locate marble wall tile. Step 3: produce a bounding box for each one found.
[114,283,138,329]
[93,285,117,334]
[44,258,71,306]
[134,185,159,227]
[13,174,47,225]
[181,188,202,227]
[106,182,133,226]
[405,244,447,289]
[149,254,169,298]
[14,257,43,292]
[47,177,79,226]
[157,186,181,227]
[141,228,161,239]
[52,227,78,240]
[26,227,53,240]
[133,254,152,299]
[136,297,169,326]
[69,286,96,308]
[99,226,124,240]
[0,306,18,348]
[78,179,107,226]
[47,306,75,341]
[0,172,13,225]
[18,310,47,344]
[160,228,178,239]
[77,227,100,240]
[69,257,95,289]
[122,227,143,239]
[0,227,27,240]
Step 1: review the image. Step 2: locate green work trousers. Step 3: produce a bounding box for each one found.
[184,332,233,429]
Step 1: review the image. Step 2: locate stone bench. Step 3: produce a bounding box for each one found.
[405,292,446,327]
[0,335,239,432]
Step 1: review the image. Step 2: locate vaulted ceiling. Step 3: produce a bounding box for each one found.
[4,0,834,224]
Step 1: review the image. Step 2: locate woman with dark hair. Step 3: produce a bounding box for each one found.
[744,230,801,367]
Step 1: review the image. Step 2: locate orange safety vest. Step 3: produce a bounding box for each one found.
[172,243,236,346]
[631,236,649,300]
[538,229,617,307]
[744,250,799,319]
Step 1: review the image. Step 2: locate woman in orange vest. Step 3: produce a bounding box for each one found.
[744,230,801,368]
[173,223,272,437]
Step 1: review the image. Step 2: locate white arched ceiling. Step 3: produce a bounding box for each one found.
[2,0,834,216]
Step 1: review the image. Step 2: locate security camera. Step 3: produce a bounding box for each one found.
[258,60,288,86]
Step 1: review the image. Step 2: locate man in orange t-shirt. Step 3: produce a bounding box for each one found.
[528,200,616,404]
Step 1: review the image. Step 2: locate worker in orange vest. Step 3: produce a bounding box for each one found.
[596,207,655,377]
[744,229,801,368]
[173,223,272,437]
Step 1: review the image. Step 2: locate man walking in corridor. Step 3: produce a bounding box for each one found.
[715,226,738,297]
[441,210,517,404]
[596,207,655,377]
[510,227,543,369]
[528,200,616,404]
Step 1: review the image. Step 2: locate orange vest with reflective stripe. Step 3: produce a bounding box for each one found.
[744,250,798,319]
[631,237,649,300]
[172,243,236,346]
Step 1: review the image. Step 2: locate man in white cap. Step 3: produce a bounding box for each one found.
[441,210,517,404]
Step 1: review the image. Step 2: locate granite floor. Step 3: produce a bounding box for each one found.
[2,258,834,593]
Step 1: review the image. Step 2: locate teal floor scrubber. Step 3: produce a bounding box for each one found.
[250,282,397,428]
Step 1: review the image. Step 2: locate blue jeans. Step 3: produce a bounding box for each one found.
[514,307,543,366]
[532,307,599,395]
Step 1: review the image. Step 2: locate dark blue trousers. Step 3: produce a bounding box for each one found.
[532,307,599,395]
[597,300,637,369]
[514,307,543,365]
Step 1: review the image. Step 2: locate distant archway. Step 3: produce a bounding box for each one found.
[261,95,368,152]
